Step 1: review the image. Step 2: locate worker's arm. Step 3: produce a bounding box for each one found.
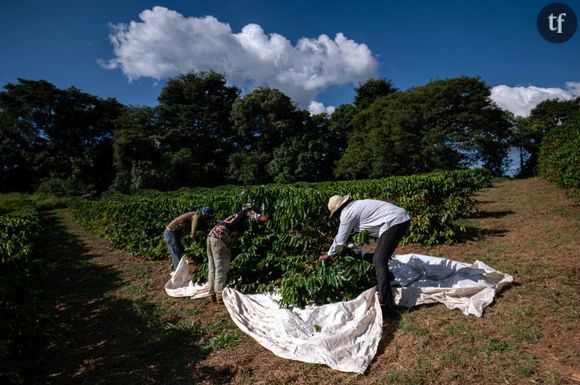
[190,212,200,238]
[167,211,196,232]
[320,216,357,259]
[247,209,269,223]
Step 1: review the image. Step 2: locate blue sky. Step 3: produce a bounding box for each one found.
[1,0,579,115]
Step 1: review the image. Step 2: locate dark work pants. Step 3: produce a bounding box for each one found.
[373,220,411,310]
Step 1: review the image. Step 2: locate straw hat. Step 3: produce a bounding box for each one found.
[327,195,352,218]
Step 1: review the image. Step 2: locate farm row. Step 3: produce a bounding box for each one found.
[0,202,44,384]
[70,168,491,307]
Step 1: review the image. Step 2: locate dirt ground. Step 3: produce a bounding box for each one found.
[32,178,579,385]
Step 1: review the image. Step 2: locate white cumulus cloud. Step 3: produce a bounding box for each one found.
[490,83,577,117]
[565,81,580,96]
[103,6,378,107]
[308,101,336,115]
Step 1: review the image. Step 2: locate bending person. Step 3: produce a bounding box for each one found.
[320,195,411,318]
[206,204,269,304]
[164,207,213,270]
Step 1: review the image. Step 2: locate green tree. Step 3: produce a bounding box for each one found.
[229,88,302,184]
[336,77,510,178]
[354,78,397,110]
[328,104,356,155]
[111,106,165,191]
[0,80,59,191]
[267,113,340,183]
[538,118,580,200]
[0,79,122,194]
[227,151,272,185]
[413,77,510,174]
[517,97,580,176]
[156,71,240,187]
[507,114,533,176]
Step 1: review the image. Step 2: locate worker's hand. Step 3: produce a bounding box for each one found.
[259,214,269,222]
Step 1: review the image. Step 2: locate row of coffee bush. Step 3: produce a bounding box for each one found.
[70,168,491,306]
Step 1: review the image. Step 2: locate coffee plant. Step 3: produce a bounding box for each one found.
[539,119,580,202]
[70,168,491,307]
[0,204,44,384]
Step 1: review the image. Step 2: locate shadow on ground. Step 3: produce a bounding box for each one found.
[455,226,508,243]
[33,210,234,385]
[471,210,515,219]
[371,318,399,364]
[452,208,513,243]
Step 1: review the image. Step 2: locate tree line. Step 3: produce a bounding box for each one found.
[1,73,579,195]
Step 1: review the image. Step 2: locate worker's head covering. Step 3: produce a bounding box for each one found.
[198,207,213,216]
[242,203,252,210]
[327,195,352,218]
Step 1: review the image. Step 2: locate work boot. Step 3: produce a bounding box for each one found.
[208,291,217,303]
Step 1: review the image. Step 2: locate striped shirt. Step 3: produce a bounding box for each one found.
[209,208,261,246]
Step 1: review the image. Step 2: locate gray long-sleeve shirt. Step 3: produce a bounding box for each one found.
[327,199,411,256]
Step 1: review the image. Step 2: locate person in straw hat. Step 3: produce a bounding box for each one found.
[320,195,411,318]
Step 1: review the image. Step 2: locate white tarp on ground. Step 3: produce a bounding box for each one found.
[390,254,513,317]
[223,286,382,374]
[165,253,513,373]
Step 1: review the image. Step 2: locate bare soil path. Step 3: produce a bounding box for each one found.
[33,209,226,384]
[33,178,579,384]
